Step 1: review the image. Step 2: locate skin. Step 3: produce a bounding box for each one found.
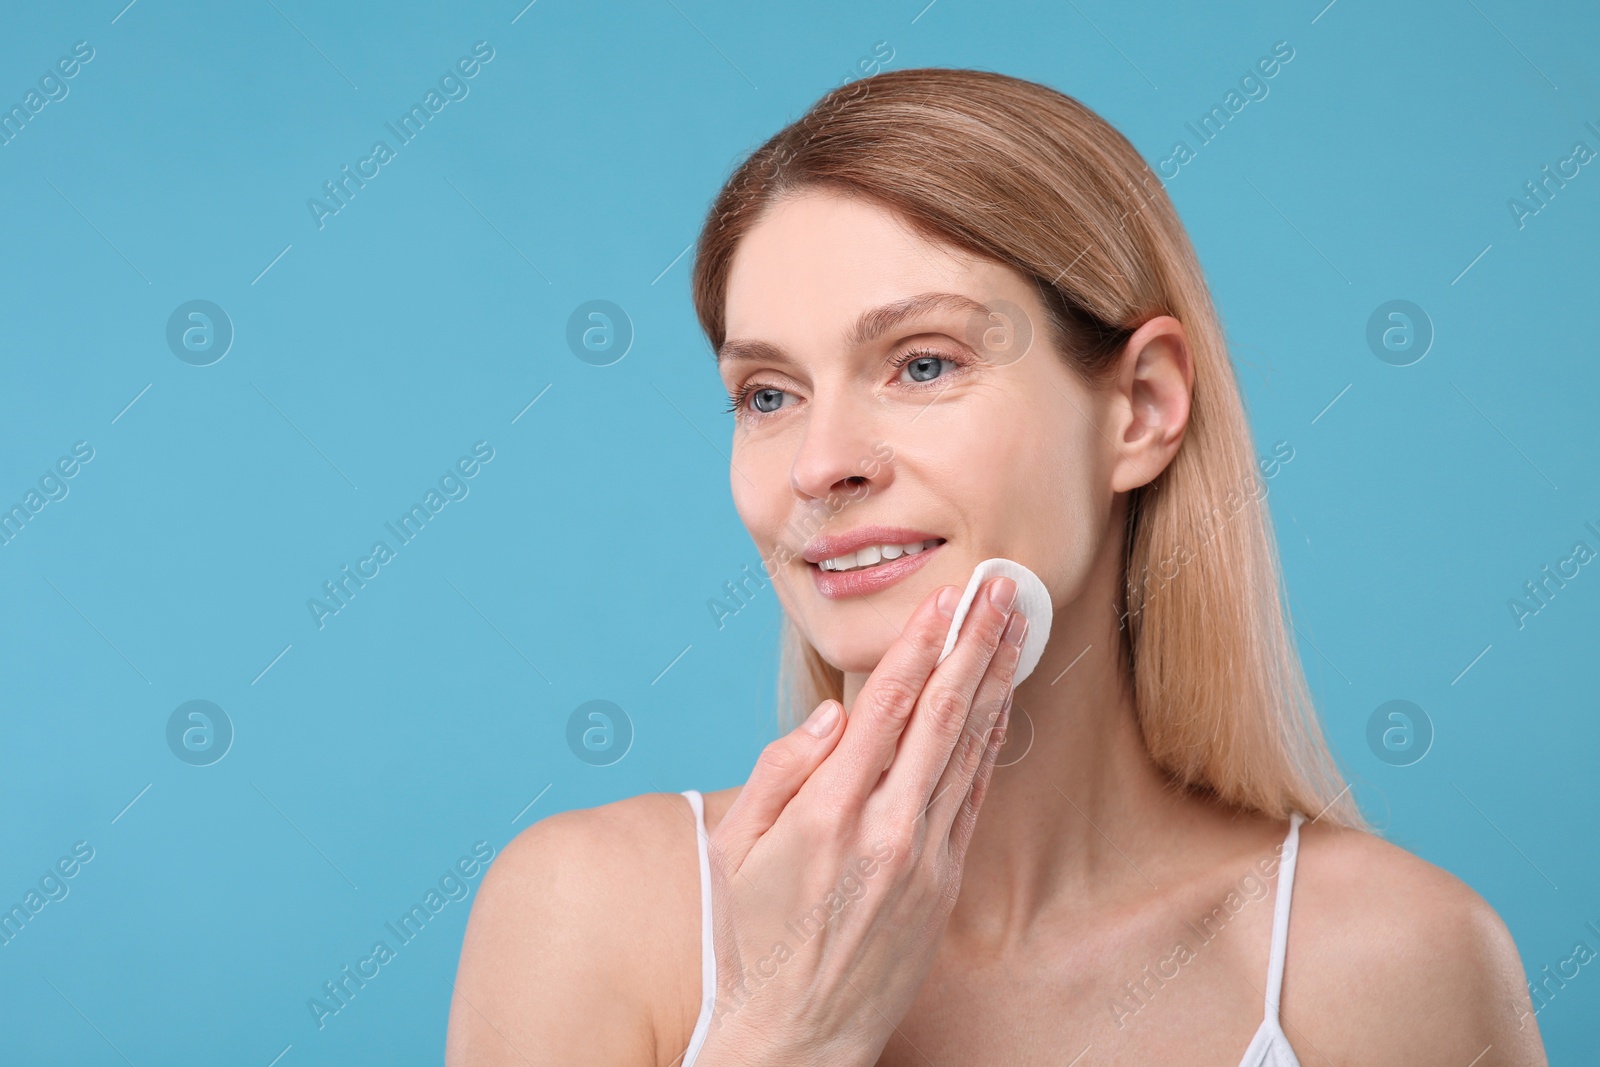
[447,189,1546,1066]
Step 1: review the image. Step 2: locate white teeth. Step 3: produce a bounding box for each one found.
[820,539,941,572]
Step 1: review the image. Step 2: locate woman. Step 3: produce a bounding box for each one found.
[447,69,1544,1066]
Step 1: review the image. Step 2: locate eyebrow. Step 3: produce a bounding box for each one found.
[715,291,992,368]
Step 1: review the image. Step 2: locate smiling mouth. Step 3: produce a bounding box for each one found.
[816,538,947,573]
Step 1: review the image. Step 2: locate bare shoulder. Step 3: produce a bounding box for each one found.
[446,788,729,1067]
[1285,820,1546,1066]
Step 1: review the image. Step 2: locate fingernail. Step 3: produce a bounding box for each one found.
[936,585,961,618]
[1003,612,1028,647]
[988,576,1017,612]
[803,699,840,737]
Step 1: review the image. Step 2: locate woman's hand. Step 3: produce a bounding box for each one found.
[694,576,1028,1066]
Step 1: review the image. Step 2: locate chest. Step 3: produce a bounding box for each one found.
[873,921,1276,1066]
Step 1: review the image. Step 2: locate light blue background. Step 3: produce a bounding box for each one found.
[1,0,1596,1062]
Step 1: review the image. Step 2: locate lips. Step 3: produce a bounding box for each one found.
[802,525,946,565]
[802,526,948,600]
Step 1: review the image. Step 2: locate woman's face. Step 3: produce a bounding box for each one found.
[718,189,1123,676]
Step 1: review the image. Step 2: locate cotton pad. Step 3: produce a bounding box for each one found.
[936,558,1054,685]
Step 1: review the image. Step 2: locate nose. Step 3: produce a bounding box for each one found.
[789,386,891,502]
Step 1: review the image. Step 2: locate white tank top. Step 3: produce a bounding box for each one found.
[678,789,1305,1066]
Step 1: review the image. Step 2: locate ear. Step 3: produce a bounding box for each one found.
[1106,315,1194,494]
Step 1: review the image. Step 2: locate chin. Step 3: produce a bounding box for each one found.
[807,621,902,677]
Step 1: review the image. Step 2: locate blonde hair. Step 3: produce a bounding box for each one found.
[690,68,1363,829]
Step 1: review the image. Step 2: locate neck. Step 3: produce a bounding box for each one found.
[948,628,1189,951]
[840,569,1208,954]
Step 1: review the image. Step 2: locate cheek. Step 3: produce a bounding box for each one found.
[729,439,807,591]
[923,405,1043,511]
[960,392,1105,587]
[921,432,1010,524]
[1026,420,1111,593]
[731,465,786,554]
[732,435,793,527]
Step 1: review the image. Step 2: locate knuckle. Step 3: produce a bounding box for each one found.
[755,737,803,778]
[979,610,1010,646]
[967,761,996,811]
[873,827,917,874]
[911,613,948,657]
[973,694,1007,735]
[926,687,969,734]
[798,790,853,837]
[955,722,987,773]
[864,675,922,725]
[789,806,833,851]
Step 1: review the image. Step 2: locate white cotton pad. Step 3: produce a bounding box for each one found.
[936,558,1054,685]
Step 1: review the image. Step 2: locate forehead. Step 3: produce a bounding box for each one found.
[722,190,1020,345]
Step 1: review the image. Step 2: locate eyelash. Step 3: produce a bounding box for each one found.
[723,347,969,420]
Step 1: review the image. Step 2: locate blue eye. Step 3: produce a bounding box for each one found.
[723,384,789,417]
[750,387,786,413]
[725,346,969,423]
[891,347,959,384]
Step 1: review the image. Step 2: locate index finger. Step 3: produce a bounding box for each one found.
[808,583,958,802]
[881,576,1015,817]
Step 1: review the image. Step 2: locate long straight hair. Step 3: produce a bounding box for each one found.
[689,68,1363,829]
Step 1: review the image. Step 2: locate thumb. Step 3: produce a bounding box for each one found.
[714,699,845,867]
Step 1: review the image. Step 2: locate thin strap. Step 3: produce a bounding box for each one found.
[680,790,716,1065]
[1264,812,1305,1019]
